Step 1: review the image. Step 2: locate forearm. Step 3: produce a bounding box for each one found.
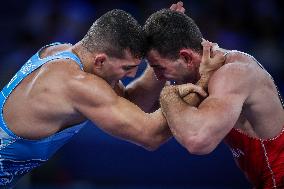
[125,65,165,112]
[98,97,171,151]
[116,108,171,151]
[183,74,211,106]
[160,73,211,137]
[144,109,172,150]
[160,86,199,150]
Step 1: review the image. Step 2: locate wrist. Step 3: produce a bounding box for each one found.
[197,74,211,89]
[160,85,179,103]
[161,85,177,96]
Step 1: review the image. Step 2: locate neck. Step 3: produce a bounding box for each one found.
[71,42,94,74]
[179,69,200,84]
[72,42,118,88]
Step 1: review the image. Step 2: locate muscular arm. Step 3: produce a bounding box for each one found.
[160,63,250,154]
[69,74,170,150]
[124,65,166,112]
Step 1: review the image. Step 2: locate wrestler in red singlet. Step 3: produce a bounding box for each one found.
[225,127,284,188]
[223,51,284,189]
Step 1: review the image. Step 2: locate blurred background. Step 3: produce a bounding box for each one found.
[0,0,283,188]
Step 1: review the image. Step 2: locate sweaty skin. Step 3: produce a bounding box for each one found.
[160,44,284,154]
[160,46,284,188]
[3,41,215,151]
[150,2,284,187]
[3,44,167,150]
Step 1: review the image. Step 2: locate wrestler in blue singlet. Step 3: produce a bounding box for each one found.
[0,43,88,187]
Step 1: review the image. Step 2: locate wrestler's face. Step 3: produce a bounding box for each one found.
[99,50,140,83]
[146,49,197,83]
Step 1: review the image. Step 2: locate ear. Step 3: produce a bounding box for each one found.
[94,54,107,69]
[179,49,193,68]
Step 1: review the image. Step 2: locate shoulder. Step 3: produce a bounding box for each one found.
[40,58,83,83]
[208,61,254,96]
[41,58,117,107]
[66,71,117,107]
[40,43,72,58]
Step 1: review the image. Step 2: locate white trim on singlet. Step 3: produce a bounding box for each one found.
[1,92,6,99]
[260,141,277,188]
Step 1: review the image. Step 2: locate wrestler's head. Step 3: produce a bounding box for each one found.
[81,9,145,83]
[144,9,203,84]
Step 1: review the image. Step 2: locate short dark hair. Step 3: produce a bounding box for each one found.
[82,9,145,58]
[144,9,203,59]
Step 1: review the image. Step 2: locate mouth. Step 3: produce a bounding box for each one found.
[157,75,166,80]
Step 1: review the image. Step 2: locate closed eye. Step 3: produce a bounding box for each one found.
[122,65,138,71]
[150,64,164,69]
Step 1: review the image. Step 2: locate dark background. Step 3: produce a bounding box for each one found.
[0,0,283,188]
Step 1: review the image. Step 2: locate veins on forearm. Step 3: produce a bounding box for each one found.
[160,86,186,116]
[159,86,192,143]
[197,73,211,90]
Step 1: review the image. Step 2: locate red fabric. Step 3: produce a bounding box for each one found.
[224,128,284,189]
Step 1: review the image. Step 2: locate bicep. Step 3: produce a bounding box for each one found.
[180,93,246,153]
[81,96,148,135]
[197,94,245,131]
[189,78,248,145]
[69,76,166,148]
[75,89,162,145]
[69,75,146,137]
[196,62,251,133]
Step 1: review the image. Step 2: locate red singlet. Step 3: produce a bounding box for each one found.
[224,127,284,188]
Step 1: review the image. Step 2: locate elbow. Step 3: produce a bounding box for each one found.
[139,131,169,151]
[140,136,164,151]
[142,143,160,151]
[183,136,216,155]
[137,115,171,151]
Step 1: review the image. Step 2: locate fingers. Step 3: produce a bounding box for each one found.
[212,52,226,64]
[170,4,177,11]
[170,1,185,13]
[199,39,226,75]
[202,39,223,60]
[177,7,185,13]
[177,83,192,97]
[211,44,226,64]
[177,1,183,7]
[201,40,211,61]
[193,86,207,97]
[211,42,219,51]
[176,1,185,12]
[177,84,207,98]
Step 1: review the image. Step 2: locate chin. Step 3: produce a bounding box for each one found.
[164,75,178,81]
[155,74,165,80]
[158,77,167,81]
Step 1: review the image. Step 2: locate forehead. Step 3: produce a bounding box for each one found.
[146,49,162,60]
[123,50,141,64]
[112,49,141,66]
[146,49,171,65]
